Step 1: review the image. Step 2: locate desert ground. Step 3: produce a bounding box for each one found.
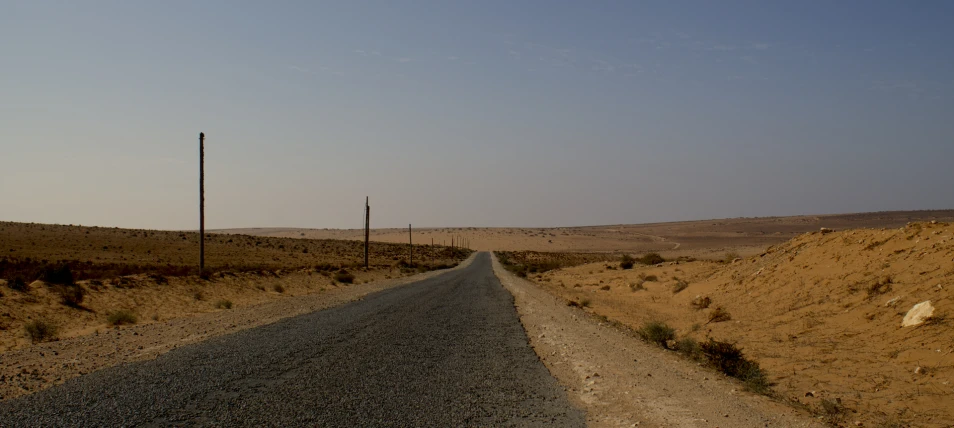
[3,210,953,426]
[498,220,954,427]
[219,209,954,258]
[0,221,470,353]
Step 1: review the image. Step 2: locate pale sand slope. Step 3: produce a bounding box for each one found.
[491,254,822,428]
[534,222,954,427]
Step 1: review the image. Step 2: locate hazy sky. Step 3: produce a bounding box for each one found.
[2,1,953,229]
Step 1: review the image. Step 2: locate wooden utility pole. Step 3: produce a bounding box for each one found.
[408,224,413,266]
[364,197,370,269]
[199,132,205,274]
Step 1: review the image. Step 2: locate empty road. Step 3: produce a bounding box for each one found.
[0,253,584,427]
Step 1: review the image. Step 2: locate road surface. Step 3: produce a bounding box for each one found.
[0,253,583,427]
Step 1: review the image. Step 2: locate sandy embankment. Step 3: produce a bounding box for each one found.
[491,254,821,428]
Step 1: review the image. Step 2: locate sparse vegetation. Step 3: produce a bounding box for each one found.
[334,271,355,284]
[672,278,689,294]
[690,295,711,310]
[41,264,74,285]
[24,319,58,343]
[7,276,28,292]
[723,251,740,263]
[637,320,676,348]
[643,274,658,282]
[107,310,138,326]
[599,285,611,291]
[215,299,233,309]
[699,339,771,394]
[273,284,285,293]
[620,254,635,270]
[629,281,645,291]
[55,284,86,307]
[675,337,702,359]
[866,275,893,299]
[638,252,665,265]
[707,307,731,323]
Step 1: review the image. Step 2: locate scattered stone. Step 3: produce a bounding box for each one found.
[820,227,834,234]
[901,301,935,327]
[915,366,926,375]
[805,391,815,397]
[884,296,901,307]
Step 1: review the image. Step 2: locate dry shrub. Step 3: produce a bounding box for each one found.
[699,339,771,394]
[273,284,285,293]
[334,271,355,284]
[637,320,676,348]
[107,310,137,326]
[620,254,635,270]
[638,253,665,265]
[867,276,892,299]
[672,279,689,294]
[24,319,58,343]
[55,284,85,307]
[215,299,233,309]
[707,307,731,323]
[7,277,28,292]
[691,295,711,310]
[599,285,611,291]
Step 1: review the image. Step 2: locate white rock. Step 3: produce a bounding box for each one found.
[901,301,935,327]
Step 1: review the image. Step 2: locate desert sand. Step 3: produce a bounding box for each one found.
[521,221,953,426]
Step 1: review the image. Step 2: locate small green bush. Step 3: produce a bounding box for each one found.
[620,254,635,270]
[24,319,58,343]
[637,320,676,348]
[107,310,138,326]
[334,272,355,284]
[215,299,233,309]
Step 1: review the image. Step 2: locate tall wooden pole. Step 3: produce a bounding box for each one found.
[408,224,413,266]
[364,197,370,269]
[199,132,205,274]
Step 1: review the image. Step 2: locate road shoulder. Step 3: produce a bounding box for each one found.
[490,254,823,428]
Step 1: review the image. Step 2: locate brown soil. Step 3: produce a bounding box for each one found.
[0,221,470,353]
[221,210,954,259]
[528,221,954,426]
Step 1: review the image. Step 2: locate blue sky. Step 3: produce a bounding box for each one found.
[2,1,952,229]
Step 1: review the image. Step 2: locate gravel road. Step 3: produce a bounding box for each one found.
[0,253,583,427]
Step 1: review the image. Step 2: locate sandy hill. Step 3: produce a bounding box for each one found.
[536,221,953,426]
